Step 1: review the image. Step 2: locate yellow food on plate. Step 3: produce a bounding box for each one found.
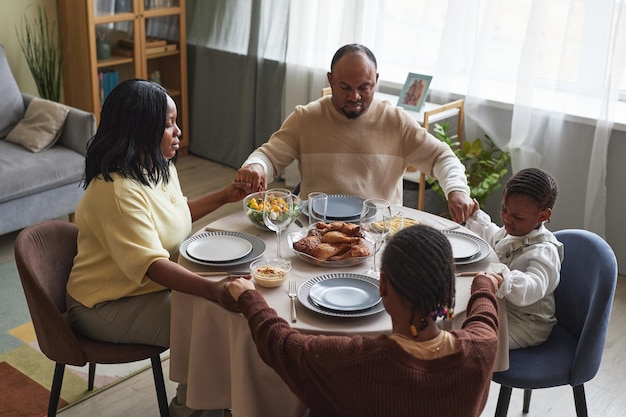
[370,217,419,235]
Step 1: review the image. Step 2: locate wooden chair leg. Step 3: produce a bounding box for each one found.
[88,362,96,390]
[573,384,588,417]
[494,385,512,417]
[48,363,65,417]
[523,389,532,412]
[151,356,170,417]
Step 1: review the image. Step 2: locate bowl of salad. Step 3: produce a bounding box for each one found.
[243,191,302,231]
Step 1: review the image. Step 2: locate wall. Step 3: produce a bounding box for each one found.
[1,0,57,95]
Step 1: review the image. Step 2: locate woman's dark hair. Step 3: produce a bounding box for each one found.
[503,168,558,210]
[82,78,172,188]
[330,43,377,71]
[381,225,455,323]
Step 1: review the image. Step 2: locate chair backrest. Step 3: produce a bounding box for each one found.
[14,220,87,366]
[553,229,618,385]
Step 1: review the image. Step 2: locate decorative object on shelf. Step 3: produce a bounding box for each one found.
[15,5,63,102]
[427,122,511,208]
[96,34,111,60]
[398,72,432,112]
[149,70,161,85]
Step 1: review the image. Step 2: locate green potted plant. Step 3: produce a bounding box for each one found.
[428,122,511,209]
[15,5,63,102]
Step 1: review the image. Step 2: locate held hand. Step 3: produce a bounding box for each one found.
[223,181,250,203]
[475,272,503,292]
[228,277,256,301]
[214,275,252,311]
[235,164,267,193]
[447,191,474,223]
[470,198,480,216]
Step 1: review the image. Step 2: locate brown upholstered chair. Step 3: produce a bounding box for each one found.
[14,220,170,417]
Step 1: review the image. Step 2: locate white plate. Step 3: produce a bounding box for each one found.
[302,195,365,221]
[298,273,385,317]
[309,277,381,311]
[446,233,481,260]
[180,231,265,266]
[287,229,373,267]
[442,230,490,265]
[186,235,253,262]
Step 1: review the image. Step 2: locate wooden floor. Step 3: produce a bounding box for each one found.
[2,154,624,417]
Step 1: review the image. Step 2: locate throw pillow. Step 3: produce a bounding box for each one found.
[5,97,70,153]
[0,44,25,138]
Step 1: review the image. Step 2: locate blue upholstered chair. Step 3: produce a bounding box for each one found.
[492,229,618,417]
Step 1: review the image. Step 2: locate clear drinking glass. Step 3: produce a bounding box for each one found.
[262,188,294,259]
[307,192,328,226]
[359,198,392,276]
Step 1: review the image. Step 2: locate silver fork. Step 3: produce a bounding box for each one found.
[288,280,297,322]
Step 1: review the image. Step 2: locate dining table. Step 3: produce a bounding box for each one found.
[169,205,509,416]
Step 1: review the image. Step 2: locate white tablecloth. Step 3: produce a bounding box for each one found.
[169,208,508,416]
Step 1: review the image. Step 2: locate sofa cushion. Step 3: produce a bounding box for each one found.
[0,141,85,204]
[5,97,70,152]
[0,44,25,138]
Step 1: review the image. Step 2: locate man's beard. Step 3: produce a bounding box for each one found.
[341,105,365,119]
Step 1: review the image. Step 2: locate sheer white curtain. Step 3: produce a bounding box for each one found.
[285,0,626,237]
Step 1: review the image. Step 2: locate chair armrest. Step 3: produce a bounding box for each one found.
[20,93,96,157]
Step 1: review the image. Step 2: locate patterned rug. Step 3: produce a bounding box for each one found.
[0,260,163,417]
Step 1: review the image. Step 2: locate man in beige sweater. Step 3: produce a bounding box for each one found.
[235,43,474,223]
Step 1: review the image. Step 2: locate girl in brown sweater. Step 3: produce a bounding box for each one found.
[227,225,500,417]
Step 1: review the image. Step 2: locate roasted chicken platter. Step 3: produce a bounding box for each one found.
[292,221,371,261]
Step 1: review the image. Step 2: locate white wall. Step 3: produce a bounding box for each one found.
[0,0,56,95]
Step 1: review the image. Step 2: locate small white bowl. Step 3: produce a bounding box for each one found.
[249,258,291,288]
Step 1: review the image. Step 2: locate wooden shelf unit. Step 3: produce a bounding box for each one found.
[56,0,189,154]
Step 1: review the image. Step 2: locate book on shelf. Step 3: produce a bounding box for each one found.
[98,70,119,105]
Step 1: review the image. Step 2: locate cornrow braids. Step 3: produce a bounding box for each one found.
[503,168,558,210]
[381,225,455,323]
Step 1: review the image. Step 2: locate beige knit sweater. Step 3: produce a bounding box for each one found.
[249,96,469,205]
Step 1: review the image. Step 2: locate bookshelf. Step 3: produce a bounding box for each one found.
[56,0,189,154]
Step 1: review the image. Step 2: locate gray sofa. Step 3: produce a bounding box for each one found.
[0,93,95,236]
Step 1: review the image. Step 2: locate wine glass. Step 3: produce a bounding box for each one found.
[263,188,294,259]
[360,198,392,276]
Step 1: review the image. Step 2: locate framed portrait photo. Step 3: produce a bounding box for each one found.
[397,73,433,111]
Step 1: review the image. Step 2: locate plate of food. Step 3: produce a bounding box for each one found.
[287,221,373,267]
[370,217,420,236]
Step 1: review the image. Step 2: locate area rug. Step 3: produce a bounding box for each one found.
[0,260,167,417]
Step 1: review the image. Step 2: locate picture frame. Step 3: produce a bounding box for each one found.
[397,73,432,111]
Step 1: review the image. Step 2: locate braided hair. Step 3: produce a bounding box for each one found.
[503,168,558,210]
[381,225,455,333]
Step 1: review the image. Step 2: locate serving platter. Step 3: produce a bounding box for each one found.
[180,231,265,266]
[297,273,385,317]
[442,230,490,265]
[287,229,373,267]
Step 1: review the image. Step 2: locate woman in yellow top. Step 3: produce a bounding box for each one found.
[66,79,249,417]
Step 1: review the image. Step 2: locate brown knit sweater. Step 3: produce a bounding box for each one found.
[238,276,499,417]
